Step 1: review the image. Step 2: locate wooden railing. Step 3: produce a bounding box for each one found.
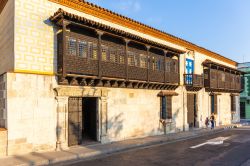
[183,74,203,87]
[57,31,180,85]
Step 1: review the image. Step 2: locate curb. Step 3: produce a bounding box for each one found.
[4,127,230,166]
[53,128,226,165]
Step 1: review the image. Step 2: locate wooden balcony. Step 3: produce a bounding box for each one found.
[204,68,242,92]
[56,30,180,90]
[183,74,203,91]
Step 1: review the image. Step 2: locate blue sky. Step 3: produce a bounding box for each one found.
[86,0,250,63]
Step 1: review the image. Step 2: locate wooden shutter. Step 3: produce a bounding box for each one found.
[231,96,236,112]
[161,96,167,119]
[211,95,217,114]
[210,69,218,88]
[166,96,172,119]
[101,45,109,61]
[161,96,172,119]
[214,95,218,114]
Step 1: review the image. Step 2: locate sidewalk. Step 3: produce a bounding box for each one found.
[0,125,237,166]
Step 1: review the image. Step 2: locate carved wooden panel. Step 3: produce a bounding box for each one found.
[101,61,126,78]
[128,66,147,81]
[210,69,218,89]
[217,70,225,89]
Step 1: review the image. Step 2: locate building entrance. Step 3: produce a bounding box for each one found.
[68,97,98,146]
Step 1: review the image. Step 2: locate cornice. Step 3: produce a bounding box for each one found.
[48,0,237,66]
[50,9,185,54]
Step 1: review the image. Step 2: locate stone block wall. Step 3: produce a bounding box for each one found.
[106,88,178,142]
[0,74,6,128]
[7,73,57,155]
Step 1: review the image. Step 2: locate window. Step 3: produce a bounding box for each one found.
[118,49,125,64]
[101,45,108,61]
[67,37,77,56]
[185,58,194,74]
[140,54,147,68]
[231,75,235,83]
[165,61,171,72]
[152,57,157,70]
[161,96,172,119]
[78,40,87,58]
[211,70,217,79]
[88,42,98,60]
[156,58,162,71]
[173,60,178,73]
[221,73,225,82]
[134,54,140,67]
[128,52,135,66]
[109,48,118,63]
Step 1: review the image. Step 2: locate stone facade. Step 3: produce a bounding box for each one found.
[0,0,241,157]
[6,73,57,155]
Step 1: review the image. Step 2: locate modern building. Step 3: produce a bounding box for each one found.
[0,0,243,156]
[238,62,250,119]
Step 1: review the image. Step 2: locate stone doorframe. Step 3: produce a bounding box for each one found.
[54,86,108,150]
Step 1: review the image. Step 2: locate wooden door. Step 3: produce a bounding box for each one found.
[187,94,195,127]
[68,97,83,146]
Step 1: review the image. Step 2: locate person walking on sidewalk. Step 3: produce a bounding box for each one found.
[210,113,215,129]
[205,117,209,129]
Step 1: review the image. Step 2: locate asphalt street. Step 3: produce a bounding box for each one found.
[62,128,250,166]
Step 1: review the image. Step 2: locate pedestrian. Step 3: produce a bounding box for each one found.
[205,117,209,128]
[210,113,215,129]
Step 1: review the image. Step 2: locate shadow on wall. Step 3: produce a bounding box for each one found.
[166,107,181,133]
[43,19,59,74]
[107,112,124,140]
